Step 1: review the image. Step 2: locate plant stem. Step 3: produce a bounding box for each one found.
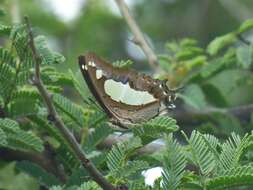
[24,16,116,190]
[115,0,159,71]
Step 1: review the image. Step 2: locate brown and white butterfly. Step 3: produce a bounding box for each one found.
[79,52,177,129]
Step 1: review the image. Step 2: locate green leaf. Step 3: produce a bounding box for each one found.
[29,116,80,171]
[0,162,39,190]
[0,24,11,36]
[212,113,243,136]
[16,161,61,188]
[0,118,44,152]
[35,35,65,65]
[53,93,86,128]
[85,123,113,151]
[238,18,253,34]
[178,84,207,110]
[182,131,217,176]
[107,137,142,174]
[0,61,14,99]
[207,165,253,190]
[133,116,178,144]
[218,133,250,174]
[202,69,253,107]
[207,33,237,55]
[202,83,228,107]
[180,38,198,47]
[77,182,101,190]
[9,89,40,117]
[184,55,207,69]
[0,127,7,146]
[69,70,89,101]
[66,167,89,187]
[49,186,63,190]
[112,160,149,179]
[236,45,252,69]
[0,118,20,133]
[7,130,44,152]
[162,134,186,190]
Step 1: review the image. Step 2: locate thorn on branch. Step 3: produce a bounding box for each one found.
[47,114,56,123]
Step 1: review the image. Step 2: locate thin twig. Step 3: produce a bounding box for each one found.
[24,16,116,190]
[115,0,159,71]
[172,104,253,127]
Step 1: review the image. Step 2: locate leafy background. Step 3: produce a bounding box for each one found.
[0,0,253,189]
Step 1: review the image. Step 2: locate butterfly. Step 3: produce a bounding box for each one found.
[79,52,177,129]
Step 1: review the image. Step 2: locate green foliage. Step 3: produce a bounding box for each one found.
[236,44,252,69]
[85,123,113,151]
[160,131,253,190]
[34,35,65,65]
[9,89,40,117]
[106,137,149,183]
[50,181,101,190]
[0,24,11,35]
[53,93,86,128]
[207,33,237,56]
[133,116,178,144]
[0,5,253,190]
[178,84,207,110]
[238,18,253,33]
[0,118,44,152]
[16,161,61,188]
[162,135,186,190]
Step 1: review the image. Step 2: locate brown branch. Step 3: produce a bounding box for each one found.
[115,0,159,70]
[24,16,116,190]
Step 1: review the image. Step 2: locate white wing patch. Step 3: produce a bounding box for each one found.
[81,64,88,70]
[104,79,156,105]
[96,69,103,79]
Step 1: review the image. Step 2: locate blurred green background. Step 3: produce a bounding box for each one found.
[2,0,253,71]
[1,0,253,189]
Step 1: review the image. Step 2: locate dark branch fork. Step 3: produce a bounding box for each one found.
[24,17,117,190]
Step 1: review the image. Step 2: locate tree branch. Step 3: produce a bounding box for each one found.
[115,0,159,70]
[24,16,116,190]
[171,104,253,127]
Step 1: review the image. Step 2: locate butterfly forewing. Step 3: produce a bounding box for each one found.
[79,52,166,128]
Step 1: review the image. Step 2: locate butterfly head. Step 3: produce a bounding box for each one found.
[161,80,183,109]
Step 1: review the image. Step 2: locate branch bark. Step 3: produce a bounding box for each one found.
[115,0,159,70]
[24,17,116,190]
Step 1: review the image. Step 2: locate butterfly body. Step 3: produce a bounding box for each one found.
[79,52,176,129]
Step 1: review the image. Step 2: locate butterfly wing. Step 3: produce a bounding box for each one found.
[78,52,162,127]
